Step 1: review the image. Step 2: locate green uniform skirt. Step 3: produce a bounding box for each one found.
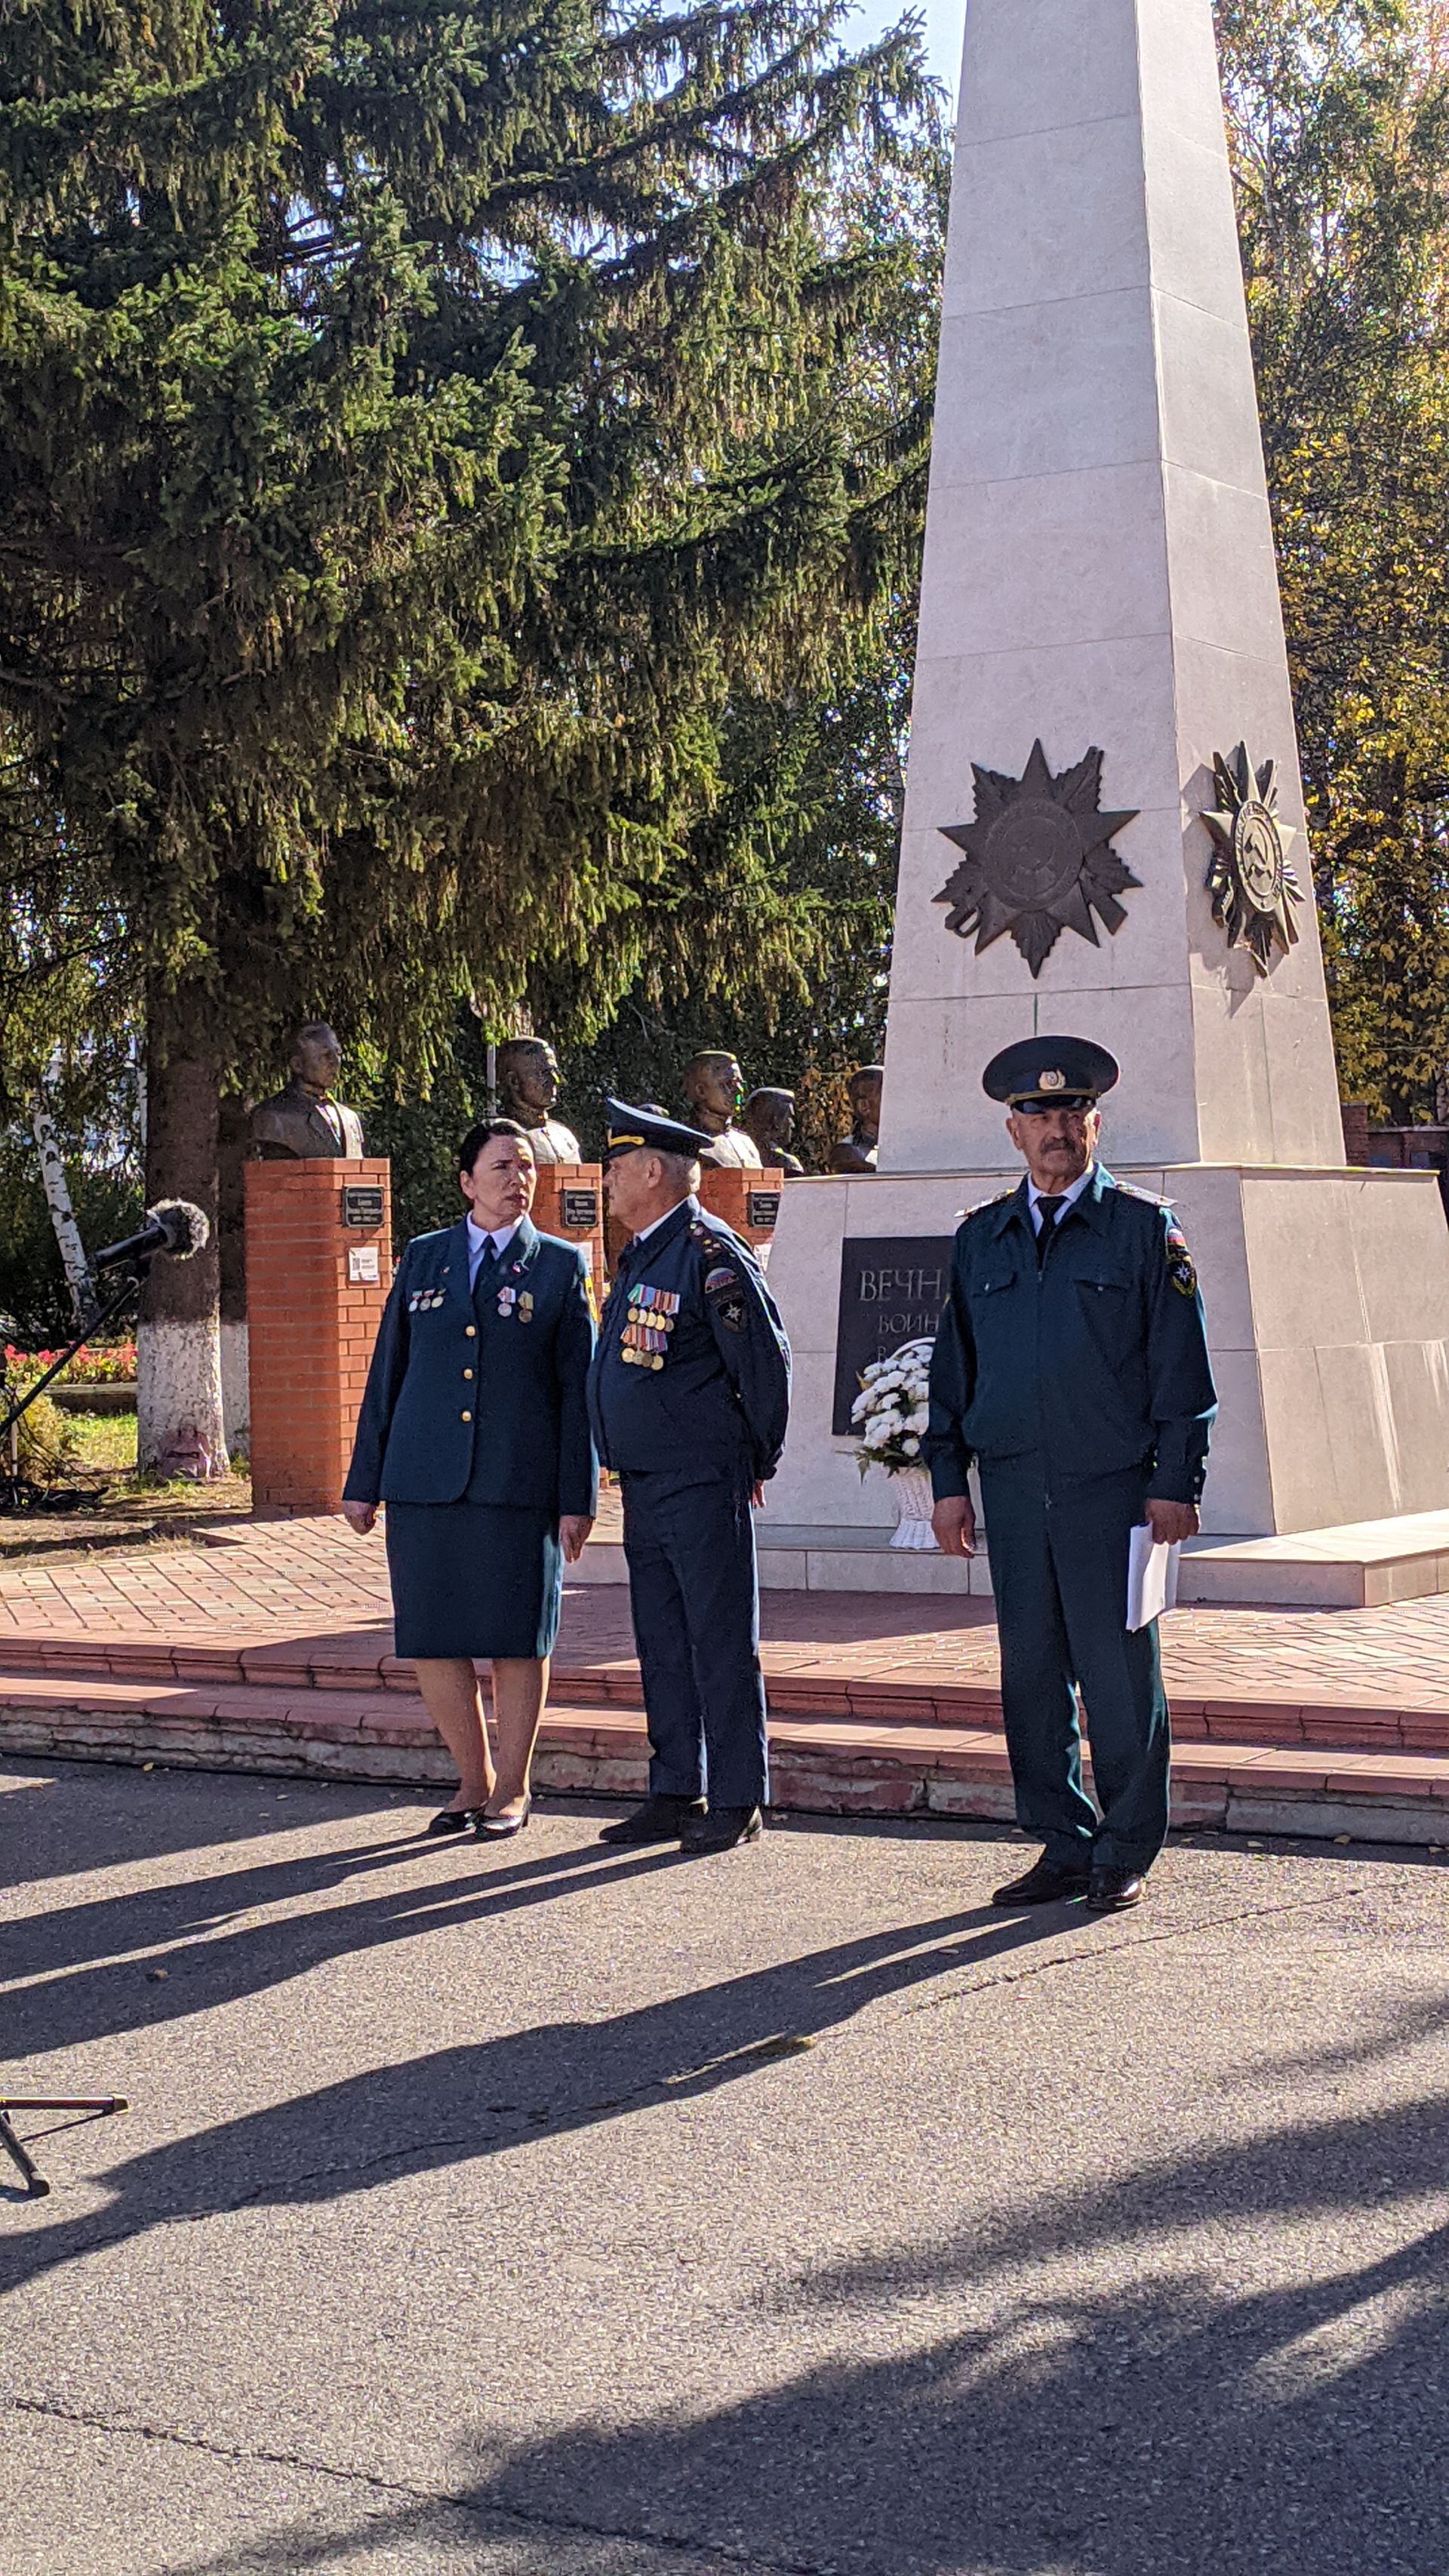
[385,1502,562,1661]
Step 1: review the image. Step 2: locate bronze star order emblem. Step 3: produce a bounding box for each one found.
[1203,743,1303,976]
[934,740,1141,979]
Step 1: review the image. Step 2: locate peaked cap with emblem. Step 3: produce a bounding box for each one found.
[982,1036,1120,1115]
[601,1096,713,1165]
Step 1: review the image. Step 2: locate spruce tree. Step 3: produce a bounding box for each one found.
[0,0,937,1462]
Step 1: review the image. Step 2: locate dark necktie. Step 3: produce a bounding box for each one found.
[1036,1198,1062,1266]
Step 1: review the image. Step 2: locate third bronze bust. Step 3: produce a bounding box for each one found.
[678,1050,762,1170]
[495,1038,583,1166]
[829,1064,884,1174]
[742,1087,804,1175]
[250,1023,366,1160]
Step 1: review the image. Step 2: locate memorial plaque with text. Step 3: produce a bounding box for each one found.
[340,1183,386,1230]
[832,1237,954,1433]
[561,1186,600,1230]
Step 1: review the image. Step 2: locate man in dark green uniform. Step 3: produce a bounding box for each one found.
[926,1038,1217,1913]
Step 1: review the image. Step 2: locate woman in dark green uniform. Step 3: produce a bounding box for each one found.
[343,1120,596,1837]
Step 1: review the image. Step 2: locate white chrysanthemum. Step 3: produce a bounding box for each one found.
[863,1415,897,1449]
[902,1435,921,1456]
[906,1406,929,1433]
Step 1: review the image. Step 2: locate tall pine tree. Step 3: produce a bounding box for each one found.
[0,0,937,1460]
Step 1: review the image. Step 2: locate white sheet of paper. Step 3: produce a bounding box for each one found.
[1126,1524,1181,1630]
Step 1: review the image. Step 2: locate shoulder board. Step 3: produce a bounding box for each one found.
[688,1221,731,1257]
[958,1188,1017,1220]
[1113,1182,1172,1210]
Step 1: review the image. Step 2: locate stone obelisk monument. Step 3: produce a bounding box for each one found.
[765,0,1449,1547]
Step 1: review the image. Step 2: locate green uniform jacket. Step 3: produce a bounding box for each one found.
[344,1215,597,1516]
[924,1165,1217,1506]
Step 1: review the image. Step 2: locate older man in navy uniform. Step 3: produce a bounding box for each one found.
[926,1039,1217,1913]
[589,1100,791,1854]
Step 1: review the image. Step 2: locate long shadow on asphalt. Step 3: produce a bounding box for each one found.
[0,1898,1071,2276]
[150,2027,1449,2576]
[2,1829,677,2049]
[0,1759,368,1884]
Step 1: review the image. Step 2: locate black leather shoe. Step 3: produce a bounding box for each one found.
[1087,1865,1145,1910]
[475,1798,531,1840]
[678,1805,764,1855]
[598,1794,706,1845]
[990,1854,1091,1907]
[425,1807,472,1836]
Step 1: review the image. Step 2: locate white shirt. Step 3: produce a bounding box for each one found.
[466,1216,522,1285]
[629,1198,691,1251]
[1027,1163,1096,1236]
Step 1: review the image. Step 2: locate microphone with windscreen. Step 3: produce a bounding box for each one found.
[92,1199,211,1271]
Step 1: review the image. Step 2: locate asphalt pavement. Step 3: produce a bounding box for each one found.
[3,1757,1447,2576]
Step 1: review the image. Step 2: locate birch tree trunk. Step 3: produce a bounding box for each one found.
[29,1091,95,1329]
[137,984,229,1476]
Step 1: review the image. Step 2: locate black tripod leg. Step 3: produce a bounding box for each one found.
[0,2110,50,2197]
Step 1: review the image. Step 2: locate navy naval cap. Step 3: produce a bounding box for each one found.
[602,1096,714,1163]
[982,1036,1120,1114]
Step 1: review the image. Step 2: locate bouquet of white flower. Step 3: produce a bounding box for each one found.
[851,1337,935,1479]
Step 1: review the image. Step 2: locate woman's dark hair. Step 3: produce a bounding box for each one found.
[457,1117,532,1177]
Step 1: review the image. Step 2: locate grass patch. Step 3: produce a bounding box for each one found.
[66,1411,139,1471]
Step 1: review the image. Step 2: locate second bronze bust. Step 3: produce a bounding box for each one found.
[250,1023,365,1159]
[495,1038,583,1165]
[679,1050,761,1170]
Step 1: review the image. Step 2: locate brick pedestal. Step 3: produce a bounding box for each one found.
[245,1159,392,1518]
[698,1166,783,1261]
[531,1163,605,1308]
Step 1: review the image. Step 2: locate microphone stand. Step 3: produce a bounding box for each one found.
[0,1257,152,2190]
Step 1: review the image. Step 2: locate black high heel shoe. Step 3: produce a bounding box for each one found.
[425,1807,473,1836]
[475,1798,531,1840]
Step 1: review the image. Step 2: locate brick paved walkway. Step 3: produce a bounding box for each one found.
[2,1510,1449,1717]
[6,1514,1449,1837]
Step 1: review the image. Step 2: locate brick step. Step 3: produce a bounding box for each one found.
[2,1667,1447,1845]
[4,1633,1449,1754]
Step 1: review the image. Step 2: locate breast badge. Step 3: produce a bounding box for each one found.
[620,1282,679,1368]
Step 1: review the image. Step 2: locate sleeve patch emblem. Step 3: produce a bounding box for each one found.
[1165,1225,1198,1297]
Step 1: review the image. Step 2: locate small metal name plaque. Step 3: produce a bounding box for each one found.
[340,1184,386,1230]
[746,1189,782,1230]
[561,1186,599,1230]
[832,1236,953,1435]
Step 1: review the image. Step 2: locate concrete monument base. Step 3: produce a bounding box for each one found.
[765,1164,1449,1546]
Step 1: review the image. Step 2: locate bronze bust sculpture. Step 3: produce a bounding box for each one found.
[830,1064,884,1174]
[495,1038,583,1165]
[679,1051,762,1170]
[250,1023,366,1160]
[743,1087,804,1175]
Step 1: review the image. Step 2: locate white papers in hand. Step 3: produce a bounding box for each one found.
[1126,1523,1181,1630]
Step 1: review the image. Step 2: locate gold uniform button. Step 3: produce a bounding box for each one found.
[463,1368,474,1380]
[460,1410,472,1423]
[465,1325,476,1338]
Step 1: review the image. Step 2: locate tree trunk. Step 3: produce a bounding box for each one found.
[217,1091,251,1455]
[29,1088,95,1328]
[137,983,228,1476]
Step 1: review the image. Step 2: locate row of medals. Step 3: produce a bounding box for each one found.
[407,1286,534,1319]
[620,1283,680,1370]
